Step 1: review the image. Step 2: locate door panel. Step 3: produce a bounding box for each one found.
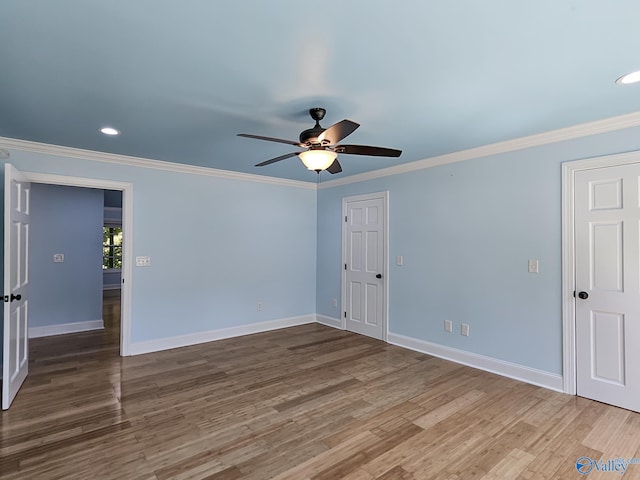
[589,222,623,292]
[575,165,640,412]
[3,163,31,410]
[590,310,625,385]
[344,194,386,340]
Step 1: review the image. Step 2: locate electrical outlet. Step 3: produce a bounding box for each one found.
[444,319,453,333]
[257,302,263,312]
[528,259,539,273]
[135,256,151,267]
[461,323,470,336]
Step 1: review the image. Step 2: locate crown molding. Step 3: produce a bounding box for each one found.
[4,111,640,191]
[0,137,317,190]
[319,111,640,189]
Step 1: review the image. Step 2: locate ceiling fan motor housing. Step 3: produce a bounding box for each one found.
[299,107,328,145]
[299,126,326,145]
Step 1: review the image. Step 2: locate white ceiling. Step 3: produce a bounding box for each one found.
[2,1,640,181]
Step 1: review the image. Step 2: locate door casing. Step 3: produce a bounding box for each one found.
[341,191,389,341]
[562,150,640,395]
[16,171,134,356]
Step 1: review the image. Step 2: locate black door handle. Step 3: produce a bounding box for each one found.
[4,293,22,302]
[577,291,589,300]
[376,274,382,279]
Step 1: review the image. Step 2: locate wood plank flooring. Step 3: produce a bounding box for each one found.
[2,296,640,479]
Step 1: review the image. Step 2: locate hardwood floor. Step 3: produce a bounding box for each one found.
[2,298,640,479]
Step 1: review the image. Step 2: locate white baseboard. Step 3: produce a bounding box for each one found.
[387,332,564,393]
[129,314,315,356]
[29,319,104,339]
[315,314,343,329]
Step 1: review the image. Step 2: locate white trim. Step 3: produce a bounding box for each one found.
[315,314,343,329]
[20,170,134,356]
[561,150,640,395]
[129,314,315,356]
[341,191,389,341]
[388,332,564,393]
[0,136,316,190]
[3,112,640,192]
[320,112,640,189]
[29,319,104,338]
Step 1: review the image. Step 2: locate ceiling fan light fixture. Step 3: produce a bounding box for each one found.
[615,70,640,85]
[298,149,337,171]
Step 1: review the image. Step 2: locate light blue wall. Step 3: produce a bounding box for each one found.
[317,125,640,375]
[29,184,103,328]
[6,123,640,378]
[1,151,317,347]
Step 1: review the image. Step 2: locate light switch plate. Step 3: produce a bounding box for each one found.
[53,253,64,263]
[528,259,539,273]
[136,256,151,267]
[396,255,404,266]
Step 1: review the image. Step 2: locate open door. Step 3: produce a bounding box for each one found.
[2,164,30,410]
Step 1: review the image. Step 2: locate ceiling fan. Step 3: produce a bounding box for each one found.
[237,108,402,174]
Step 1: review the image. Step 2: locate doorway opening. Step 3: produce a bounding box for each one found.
[23,172,133,356]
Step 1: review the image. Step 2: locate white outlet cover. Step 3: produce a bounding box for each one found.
[135,256,151,267]
[53,253,64,263]
[528,259,539,273]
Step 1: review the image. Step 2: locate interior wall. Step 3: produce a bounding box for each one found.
[0,151,317,354]
[29,183,103,329]
[316,124,640,376]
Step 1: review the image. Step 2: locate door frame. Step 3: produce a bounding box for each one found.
[19,171,134,356]
[341,191,389,341]
[561,150,640,395]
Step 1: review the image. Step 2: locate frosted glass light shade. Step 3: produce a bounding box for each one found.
[298,149,337,171]
[616,70,640,85]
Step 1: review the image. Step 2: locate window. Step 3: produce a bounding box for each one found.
[103,226,123,269]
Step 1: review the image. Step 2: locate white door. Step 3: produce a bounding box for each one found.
[343,193,387,340]
[2,164,30,410]
[575,164,640,412]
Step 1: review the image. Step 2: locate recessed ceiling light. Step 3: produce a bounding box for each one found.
[615,70,640,85]
[100,127,120,135]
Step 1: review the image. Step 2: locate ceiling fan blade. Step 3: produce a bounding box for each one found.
[255,152,299,167]
[318,120,360,145]
[334,144,402,157]
[238,133,301,147]
[326,159,342,174]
